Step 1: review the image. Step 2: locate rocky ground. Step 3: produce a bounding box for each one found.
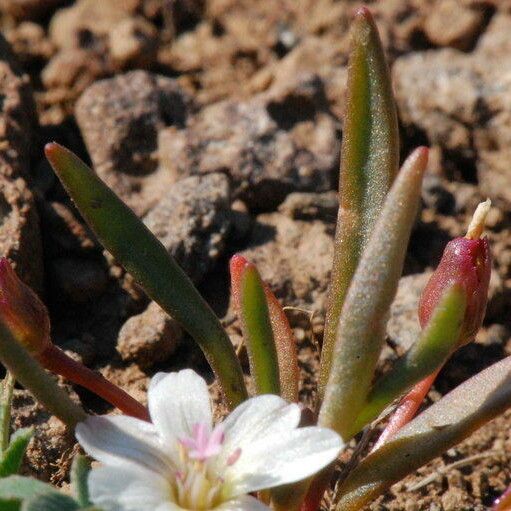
[1,0,511,509]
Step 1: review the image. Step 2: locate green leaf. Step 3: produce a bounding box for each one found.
[45,143,247,409]
[0,476,57,502]
[71,455,91,507]
[239,265,280,395]
[22,492,80,511]
[230,255,298,402]
[265,286,299,403]
[0,428,33,477]
[319,147,428,441]
[354,285,466,431]
[0,322,86,429]
[335,355,511,511]
[319,6,399,399]
[0,498,20,511]
[0,373,15,454]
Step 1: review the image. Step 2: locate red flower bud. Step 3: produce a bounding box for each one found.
[0,258,51,355]
[418,236,491,347]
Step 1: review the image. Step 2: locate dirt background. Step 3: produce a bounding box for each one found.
[1,0,511,509]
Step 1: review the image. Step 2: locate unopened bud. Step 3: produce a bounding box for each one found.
[0,258,51,355]
[419,202,491,346]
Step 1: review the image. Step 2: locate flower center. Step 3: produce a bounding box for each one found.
[171,422,240,510]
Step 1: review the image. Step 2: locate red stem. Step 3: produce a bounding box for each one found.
[372,368,440,452]
[300,465,334,511]
[38,344,149,421]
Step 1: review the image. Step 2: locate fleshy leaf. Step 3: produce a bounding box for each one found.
[319,147,428,441]
[238,263,280,395]
[71,455,91,507]
[0,428,33,478]
[354,284,466,431]
[1,372,15,453]
[335,355,511,510]
[320,6,399,398]
[231,255,299,401]
[22,492,80,511]
[45,143,247,409]
[0,476,56,502]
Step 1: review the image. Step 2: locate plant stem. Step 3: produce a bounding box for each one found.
[38,345,149,421]
[0,371,15,453]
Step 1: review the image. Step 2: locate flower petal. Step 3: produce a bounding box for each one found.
[214,495,270,510]
[76,415,170,474]
[224,426,343,496]
[89,465,178,511]
[220,395,300,457]
[149,369,212,442]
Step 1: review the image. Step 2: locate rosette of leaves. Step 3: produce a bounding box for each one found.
[0,5,509,511]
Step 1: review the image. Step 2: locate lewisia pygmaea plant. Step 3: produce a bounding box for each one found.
[0,6,509,511]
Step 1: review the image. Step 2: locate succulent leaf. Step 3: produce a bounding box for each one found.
[335,356,511,510]
[319,147,428,441]
[320,6,399,399]
[231,255,299,401]
[45,143,247,408]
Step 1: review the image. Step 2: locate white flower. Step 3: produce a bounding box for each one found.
[76,369,343,511]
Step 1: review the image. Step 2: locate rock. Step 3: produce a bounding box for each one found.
[421,174,455,214]
[4,22,55,65]
[386,272,431,353]
[49,0,138,49]
[117,301,182,368]
[75,71,191,216]
[0,35,42,290]
[0,0,66,20]
[278,191,338,222]
[0,176,43,291]
[393,48,479,157]
[393,14,511,205]
[0,34,38,180]
[41,46,111,92]
[423,0,485,51]
[143,173,232,283]
[240,211,334,309]
[51,257,109,302]
[158,76,339,210]
[109,16,158,69]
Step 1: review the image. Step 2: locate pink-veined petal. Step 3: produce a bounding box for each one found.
[149,369,212,442]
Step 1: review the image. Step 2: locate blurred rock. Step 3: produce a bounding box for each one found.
[394,13,511,205]
[117,301,182,368]
[143,173,232,283]
[240,212,333,308]
[75,71,191,216]
[0,34,38,181]
[159,76,339,210]
[4,22,54,65]
[0,0,66,20]
[41,46,111,92]
[51,257,109,302]
[49,0,138,49]
[0,35,42,290]
[278,191,338,222]
[423,0,485,51]
[109,16,158,69]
